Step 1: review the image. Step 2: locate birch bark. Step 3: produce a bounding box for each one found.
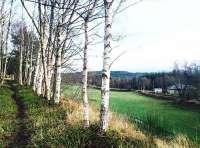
[0,0,5,79]
[24,44,29,83]
[33,46,41,91]
[53,24,62,104]
[36,61,43,95]
[27,39,33,85]
[19,44,23,85]
[0,20,4,78]
[100,0,112,132]
[82,21,89,128]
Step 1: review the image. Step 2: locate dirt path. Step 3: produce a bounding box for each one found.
[8,83,32,147]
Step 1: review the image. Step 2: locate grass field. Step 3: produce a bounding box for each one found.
[62,85,200,143]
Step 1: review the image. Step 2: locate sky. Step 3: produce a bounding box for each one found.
[89,0,200,72]
[14,0,200,73]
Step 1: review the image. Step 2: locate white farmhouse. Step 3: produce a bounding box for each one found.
[154,88,162,94]
[167,84,185,95]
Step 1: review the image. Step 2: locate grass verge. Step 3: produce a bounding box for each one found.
[0,84,17,146]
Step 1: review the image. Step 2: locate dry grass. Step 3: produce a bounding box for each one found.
[154,135,193,148]
[61,99,99,126]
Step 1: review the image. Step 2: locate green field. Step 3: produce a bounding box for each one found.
[62,85,200,143]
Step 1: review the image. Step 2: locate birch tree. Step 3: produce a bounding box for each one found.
[53,22,62,103]
[99,0,142,131]
[99,0,113,132]
[18,26,25,85]
[27,33,34,85]
[80,0,99,128]
[0,0,6,81]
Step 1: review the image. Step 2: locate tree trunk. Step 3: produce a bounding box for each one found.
[38,0,50,101]
[82,21,89,128]
[28,41,33,85]
[46,0,55,100]
[24,47,29,84]
[19,45,23,85]
[100,0,112,132]
[0,0,5,80]
[36,62,43,95]
[33,47,41,91]
[40,30,51,100]
[0,23,3,79]
[53,25,62,104]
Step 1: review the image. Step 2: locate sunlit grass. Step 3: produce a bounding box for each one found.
[0,85,17,146]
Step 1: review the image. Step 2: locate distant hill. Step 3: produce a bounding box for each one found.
[63,71,145,78]
[87,71,144,78]
[111,71,144,78]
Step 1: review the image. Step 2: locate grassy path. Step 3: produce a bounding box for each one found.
[8,82,32,147]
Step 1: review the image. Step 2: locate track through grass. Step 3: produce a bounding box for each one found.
[8,82,32,147]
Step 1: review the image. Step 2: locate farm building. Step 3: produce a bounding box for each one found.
[154,88,162,94]
[167,84,196,95]
[167,84,185,95]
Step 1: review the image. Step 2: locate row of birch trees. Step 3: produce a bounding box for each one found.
[1,0,135,132]
[0,0,14,85]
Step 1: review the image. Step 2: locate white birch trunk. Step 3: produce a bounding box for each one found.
[19,44,23,85]
[0,23,3,79]
[53,51,62,104]
[40,31,51,100]
[0,0,5,79]
[53,25,62,104]
[36,62,43,95]
[46,0,55,100]
[82,21,89,128]
[38,0,50,100]
[0,33,3,77]
[28,41,33,85]
[100,0,112,132]
[33,47,41,91]
[24,47,29,83]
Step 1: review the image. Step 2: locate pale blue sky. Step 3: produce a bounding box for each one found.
[14,0,200,72]
[89,0,200,72]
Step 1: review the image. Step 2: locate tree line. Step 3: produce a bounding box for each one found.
[86,63,200,99]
